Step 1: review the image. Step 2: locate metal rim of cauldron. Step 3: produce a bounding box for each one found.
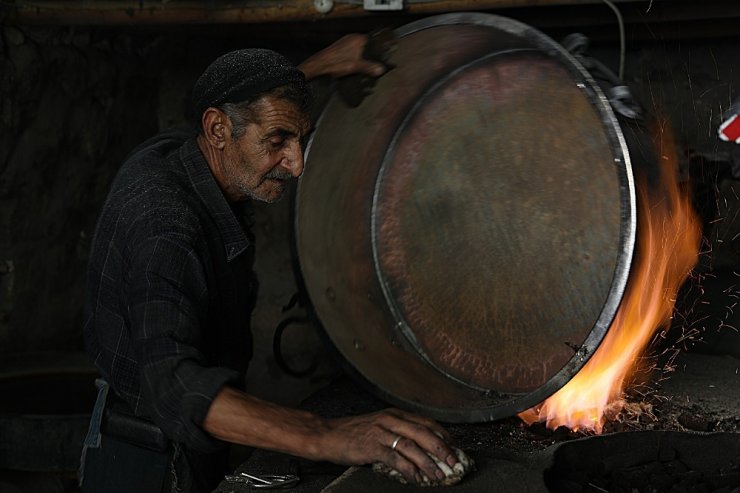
[372,12,636,411]
[297,12,637,422]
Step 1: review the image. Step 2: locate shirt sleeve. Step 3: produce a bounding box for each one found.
[125,233,242,453]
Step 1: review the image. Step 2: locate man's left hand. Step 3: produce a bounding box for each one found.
[299,34,388,80]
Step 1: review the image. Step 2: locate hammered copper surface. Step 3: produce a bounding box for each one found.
[374,53,620,392]
[295,14,634,421]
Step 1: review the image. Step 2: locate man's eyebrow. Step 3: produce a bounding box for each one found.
[264,125,310,139]
[262,128,297,140]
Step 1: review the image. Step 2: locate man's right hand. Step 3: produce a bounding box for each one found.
[204,386,457,485]
[314,408,459,484]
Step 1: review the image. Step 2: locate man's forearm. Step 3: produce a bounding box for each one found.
[202,385,329,460]
[203,384,460,485]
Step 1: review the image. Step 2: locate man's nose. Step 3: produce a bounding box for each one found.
[282,140,304,177]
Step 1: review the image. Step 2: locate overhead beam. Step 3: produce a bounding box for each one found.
[0,0,648,25]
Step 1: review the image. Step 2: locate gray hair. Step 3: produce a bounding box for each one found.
[219,101,253,138]
[211,82,312,138]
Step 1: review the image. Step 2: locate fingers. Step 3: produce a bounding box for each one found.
[356,60,387,77]
[339,34,387,77]
[387,434,448,484]
[384,416,457,471]
[331,35,386,77]
[380,433,423,483]
[331,59,385,78]
[370,409,457,483]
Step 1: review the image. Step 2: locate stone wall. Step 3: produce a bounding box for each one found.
[0,26,162,354]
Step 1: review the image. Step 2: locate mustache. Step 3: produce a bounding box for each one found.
[264,169,295,181]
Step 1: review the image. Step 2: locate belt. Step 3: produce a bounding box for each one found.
[102,391,171,453]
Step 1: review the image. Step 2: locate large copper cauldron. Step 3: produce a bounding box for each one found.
[295,13,636,422]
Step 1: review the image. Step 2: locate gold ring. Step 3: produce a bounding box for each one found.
[391,435,402,451]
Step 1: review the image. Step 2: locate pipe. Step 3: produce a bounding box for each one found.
[0,0,644,25]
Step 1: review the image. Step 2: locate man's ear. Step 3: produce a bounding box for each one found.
[201,108,229,149]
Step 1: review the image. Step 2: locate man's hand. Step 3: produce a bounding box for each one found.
[298,34,388,80]
[315,408,458,484]
[204,387,457,485]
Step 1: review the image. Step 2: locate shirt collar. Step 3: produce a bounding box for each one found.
[180,138,250,262]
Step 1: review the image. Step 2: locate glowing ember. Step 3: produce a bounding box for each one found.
[519,120,702,433]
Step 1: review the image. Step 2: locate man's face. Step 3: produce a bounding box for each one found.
[221,95,311,203]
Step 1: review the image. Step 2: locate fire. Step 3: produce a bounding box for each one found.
[518,119,702,433]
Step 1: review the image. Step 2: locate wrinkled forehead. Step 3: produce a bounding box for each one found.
[251,94,312,135]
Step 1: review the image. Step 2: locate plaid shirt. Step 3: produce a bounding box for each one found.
[83,129,258,453]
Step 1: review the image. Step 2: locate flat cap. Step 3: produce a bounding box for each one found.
[192,48,306,122]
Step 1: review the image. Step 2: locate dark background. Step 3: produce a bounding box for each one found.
[0,2,738,488]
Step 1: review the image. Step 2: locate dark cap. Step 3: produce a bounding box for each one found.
[192,48,306,124]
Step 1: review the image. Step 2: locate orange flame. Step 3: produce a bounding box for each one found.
[518,119,701,433]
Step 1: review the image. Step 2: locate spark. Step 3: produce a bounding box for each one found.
[708,49,721,84]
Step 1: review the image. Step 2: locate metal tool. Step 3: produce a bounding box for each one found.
[224,471,300,489]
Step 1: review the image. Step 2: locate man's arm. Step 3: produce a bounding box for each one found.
[204,385,458,484]
[298,34,387,80]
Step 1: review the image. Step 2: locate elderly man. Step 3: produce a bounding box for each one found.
[80,35,458,493]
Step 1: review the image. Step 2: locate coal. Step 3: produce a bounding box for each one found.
[678,412,715,432]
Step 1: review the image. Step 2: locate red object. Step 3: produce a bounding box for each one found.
[719,114,740,143]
